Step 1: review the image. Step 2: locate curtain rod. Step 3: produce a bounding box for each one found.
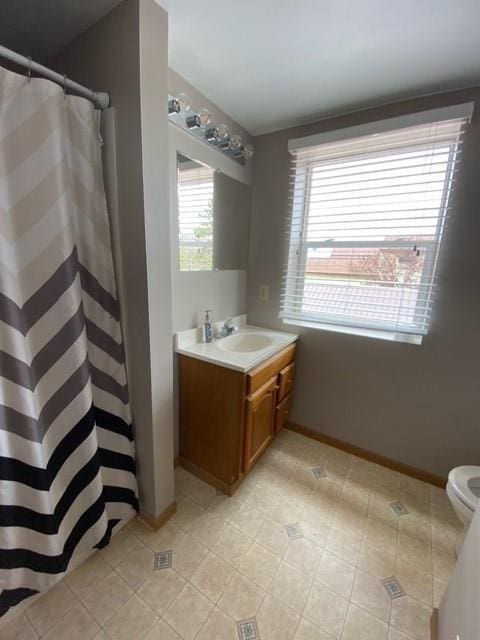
[0,45,110,110]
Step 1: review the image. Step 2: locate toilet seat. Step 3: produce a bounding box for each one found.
[448,465,480,512]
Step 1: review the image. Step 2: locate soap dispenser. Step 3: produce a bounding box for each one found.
[204,310,213,343]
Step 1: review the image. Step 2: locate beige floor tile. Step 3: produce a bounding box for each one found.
[41,603,99,640]
[433,576,448,608]
[351,570,391,623]
[431,523,457,556]
[136,568,185,615]
[388,627,417,640]
[189,511,226,547]
[100,528,139,567]
[26,580,77,635]
[163,584,213,640]
[218,571,265,620]
[300,500,336,532]
[299,519,330,549]
[172,532,209,579]
[82,571,133,626]
[145,521,185,551]
[230,502,266,538]
[191,551,235,602]
[66,553,111,598]
[195,607,238,640]
[187,479,217,508]
[174,468,200,498]
[358,542,395,580]
[239,542,280,589]
[281,477,313,506]
[374,465,401,494]
[332,500,367,533]
[255,517,289,556]
[93,630,109,640]
[316,550,355,599]
[303,582,348,639]
[245,483,281,513]
[0,614,38,640]
[170,497,204,531]
[284,536,322,577]
[270,561,312,613]
[127,517,154,540]
[116,543,155,589]
[145,619,181,640]
[269,496,304,525]
[391,594,432,640]
[397,532,432,574]
[256,594,300,640]
[368,495,400,529]
[432,546,456,581]
[104,594,157,640]
[364,518,398,557]
[398,514,431,546]
[342,603,389,640]
[325,527,362,565]
[394,558,433,605]
[293,617,334,640]
[211,524,252,567]
[207,495,243,522]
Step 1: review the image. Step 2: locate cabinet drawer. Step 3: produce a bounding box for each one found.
[275,393,292,434]
[277,362,295,402]
[247,343,296,395]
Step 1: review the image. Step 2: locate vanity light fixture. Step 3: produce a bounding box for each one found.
[168,94,254,163]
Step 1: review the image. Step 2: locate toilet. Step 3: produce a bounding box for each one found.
[446,465,480,555]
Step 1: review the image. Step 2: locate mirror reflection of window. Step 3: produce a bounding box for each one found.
[177,156,214,271]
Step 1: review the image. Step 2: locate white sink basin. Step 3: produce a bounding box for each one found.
[218,332,273,353]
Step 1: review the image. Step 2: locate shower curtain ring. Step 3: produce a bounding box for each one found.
[27,56,32,82]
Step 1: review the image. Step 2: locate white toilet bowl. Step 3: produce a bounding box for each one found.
[446,465,480,555]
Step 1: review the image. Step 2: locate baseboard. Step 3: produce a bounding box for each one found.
[177,456,237,495]
[431,608,439,640]
[139,501,177,531]
[286,422,446,488]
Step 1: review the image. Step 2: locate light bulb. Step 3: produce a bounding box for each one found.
[229,134,243,152]
[243,144,255,159]
[176,93,190,112]
[215,124,229,142]
[197,108,212,127]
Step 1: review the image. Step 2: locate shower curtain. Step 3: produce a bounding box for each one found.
[0,67,138,616]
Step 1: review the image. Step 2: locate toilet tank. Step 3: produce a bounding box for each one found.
[439,502,480,639]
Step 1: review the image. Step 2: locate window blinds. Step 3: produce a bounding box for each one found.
[281,106,472,338]
[177,164,214,271]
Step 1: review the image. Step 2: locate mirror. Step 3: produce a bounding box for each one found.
[176,153,251,271]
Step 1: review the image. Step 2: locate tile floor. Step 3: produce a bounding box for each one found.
[2,430,461,640]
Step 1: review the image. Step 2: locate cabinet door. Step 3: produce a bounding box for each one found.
[244,377,277,472]
[277,362,295,403]
[275,393,292,434]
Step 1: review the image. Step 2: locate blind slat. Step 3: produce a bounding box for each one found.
[280,114,469,336]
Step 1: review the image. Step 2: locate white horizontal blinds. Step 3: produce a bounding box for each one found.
[282,114,470,336]
[177,164,214,271]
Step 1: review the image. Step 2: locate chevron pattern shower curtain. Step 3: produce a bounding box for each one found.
[0,67,138,617]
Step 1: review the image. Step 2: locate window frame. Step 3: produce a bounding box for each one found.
[283,130,462,340]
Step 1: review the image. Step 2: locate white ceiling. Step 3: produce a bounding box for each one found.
[160,0,480,135]
[0,0,123,61]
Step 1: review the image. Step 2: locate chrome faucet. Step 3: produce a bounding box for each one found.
[214,317,238,339]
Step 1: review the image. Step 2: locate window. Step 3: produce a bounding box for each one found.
[177,159,214,271]
[281,105,473,342]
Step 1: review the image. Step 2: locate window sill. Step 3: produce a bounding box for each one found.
[282,318,423,345]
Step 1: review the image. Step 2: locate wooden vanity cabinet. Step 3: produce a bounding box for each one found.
[178,343,296,495]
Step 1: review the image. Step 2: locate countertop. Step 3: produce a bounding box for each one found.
[175,315,298,372]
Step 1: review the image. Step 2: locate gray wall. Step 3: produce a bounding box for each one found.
[51,0,175,519]
[247,88,480,479]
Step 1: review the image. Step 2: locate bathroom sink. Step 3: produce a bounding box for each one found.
[218,332,273,353]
